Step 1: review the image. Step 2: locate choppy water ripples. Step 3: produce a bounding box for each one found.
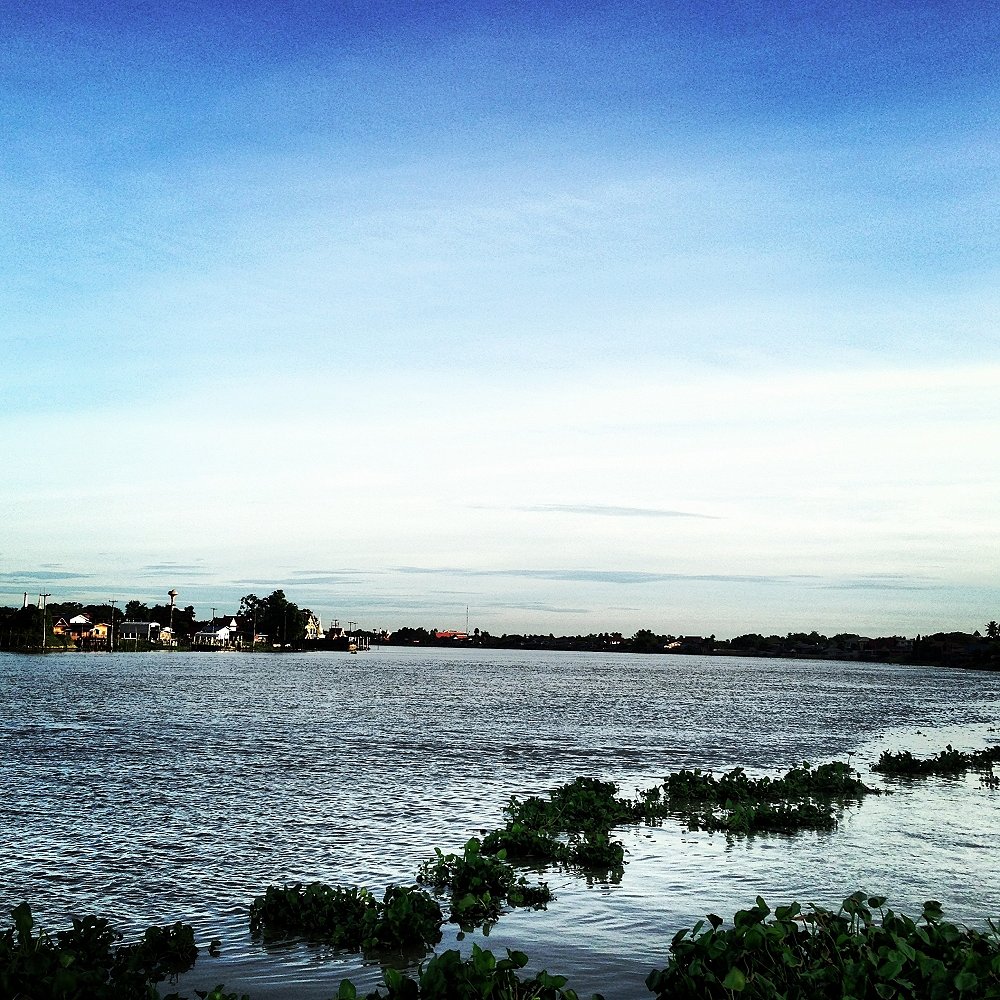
[3,647,1000,998]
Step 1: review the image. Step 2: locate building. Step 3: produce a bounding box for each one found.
[305,612,323,640]
[192,617,245,648]
[119,621,161,644]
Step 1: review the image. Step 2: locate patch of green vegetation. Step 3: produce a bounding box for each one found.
[484,778,631,877]
[563,830,627,870]
[872,744,1000,777]
[684,800,839,834]
[362,886,445,955]
[505,777,635,834]
[248,883,442,957]
[636,762,879,834]
[646,891,1000,1000]
[417,838,552,927]
[0,902,237,1000]
[335,943,601,1000]
[649,762,875,809]
[249,883,376,947]
[480,823,568,866]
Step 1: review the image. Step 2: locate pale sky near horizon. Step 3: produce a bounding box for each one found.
[2,1,998,638]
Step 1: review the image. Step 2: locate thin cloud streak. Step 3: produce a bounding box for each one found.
[396,567,783,585]
[140,567,214,577]
[0,570,92,582]
[516,504,720,519]
[288,569,379,576]
[483,602,592,614]
[232,576,357,587]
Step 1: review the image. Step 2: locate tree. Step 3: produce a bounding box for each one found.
[48,601,83,618]
[0,605,42,650]
[236,590,310,645]
[82,604,124,624]
[390,626,431,644]
[988,621,999,640]
[125,600,150,620]
[629,629,661,654]
[148,603,196,639]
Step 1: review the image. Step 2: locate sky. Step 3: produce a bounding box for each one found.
[2,0,998,638]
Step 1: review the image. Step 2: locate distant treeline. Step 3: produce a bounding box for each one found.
[2,600,998,670]
[387,625,1000,670]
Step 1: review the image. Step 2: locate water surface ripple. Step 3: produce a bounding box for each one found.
[2,647,999,998]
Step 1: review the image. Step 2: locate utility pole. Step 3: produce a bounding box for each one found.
[168,589,177,639]
[108,599,118,652]
[39,593,50,653]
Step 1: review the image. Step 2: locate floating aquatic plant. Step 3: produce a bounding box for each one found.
[417,838,552,927]
[335,943,600,1000]
[872,744,1000,777]
[636,761,879,834]
[0,902,232,1000]
[248,882,442,957]
[646,891,1000,1000]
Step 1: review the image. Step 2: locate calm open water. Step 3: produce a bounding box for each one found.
[3,647,1000,999]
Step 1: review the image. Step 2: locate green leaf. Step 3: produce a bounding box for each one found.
[722,967,747,991]
[537,971,569,988]
[878,955,905,981]
[955,971,978,992]
[12,902,34,938]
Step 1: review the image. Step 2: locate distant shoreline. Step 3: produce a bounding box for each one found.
[5,636,998,672]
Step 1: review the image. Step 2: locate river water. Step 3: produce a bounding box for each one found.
[2,647,1000,998]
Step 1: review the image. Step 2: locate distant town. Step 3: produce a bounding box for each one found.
[0,588,997,671]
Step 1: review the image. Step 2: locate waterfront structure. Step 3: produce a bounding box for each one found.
[192,617,245,648]
[119,621,160,644]
[304,612,323,640]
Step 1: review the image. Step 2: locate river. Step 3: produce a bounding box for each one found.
[2,647,999,998]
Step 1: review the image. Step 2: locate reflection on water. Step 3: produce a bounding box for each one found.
[2,647,1000,999]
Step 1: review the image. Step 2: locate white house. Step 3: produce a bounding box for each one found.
[192,617,243,648]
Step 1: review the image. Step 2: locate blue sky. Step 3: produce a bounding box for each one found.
[2,1,997,636]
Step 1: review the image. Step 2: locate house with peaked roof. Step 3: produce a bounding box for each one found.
[192,617,245,648]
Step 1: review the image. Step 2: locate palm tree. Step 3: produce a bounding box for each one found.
[987,621,999,640]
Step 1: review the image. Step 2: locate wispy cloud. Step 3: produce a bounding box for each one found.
[231,574,366,587]
[514,504,720,519]
[823,575,947,592]
[396,567,781,585]
[482,601,591,614]
[0,570,92,582]
[287,569,377,577]
[141,563,211,576]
